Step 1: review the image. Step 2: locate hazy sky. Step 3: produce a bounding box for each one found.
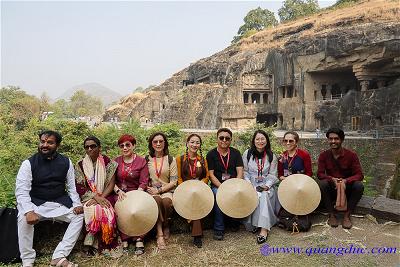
[1,0,335,99]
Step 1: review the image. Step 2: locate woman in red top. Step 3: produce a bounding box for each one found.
[278,131,312,180]
[277,131,314,232]
[113,134,149,255]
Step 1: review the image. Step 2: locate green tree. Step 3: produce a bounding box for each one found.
[232,7,278,44]
[0,86,41,128]
[69,90,104,117]
[278,0,319,22]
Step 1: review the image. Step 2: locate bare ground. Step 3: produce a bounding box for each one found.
[9,213,400,267]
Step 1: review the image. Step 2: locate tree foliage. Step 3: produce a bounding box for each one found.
[278,0,320,22]
[232,7,278,44]
[68,90,104,117]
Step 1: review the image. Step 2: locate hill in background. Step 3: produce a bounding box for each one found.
[57,82,122,106]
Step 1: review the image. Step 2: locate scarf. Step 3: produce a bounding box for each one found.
[82,154,116,244]
[82,154,106,194]
[335,181,347,211]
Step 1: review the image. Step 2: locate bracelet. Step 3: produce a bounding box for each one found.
[115,189,121,194]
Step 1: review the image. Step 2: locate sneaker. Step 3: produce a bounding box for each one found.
[193,237,202,248]
[213,231,224,241]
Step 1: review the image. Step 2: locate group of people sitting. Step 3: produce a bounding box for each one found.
[15,127,364,267]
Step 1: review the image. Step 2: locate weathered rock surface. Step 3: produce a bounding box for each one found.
[105,0,400,132]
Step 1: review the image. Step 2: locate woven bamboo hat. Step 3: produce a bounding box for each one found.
[172,180,214,220]
[278,174,321,215]
[216,178,258,218]
[114,190,158,236]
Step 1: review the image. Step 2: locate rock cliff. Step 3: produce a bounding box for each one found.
[104,0,400,132]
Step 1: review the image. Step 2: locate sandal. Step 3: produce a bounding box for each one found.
[50,257,78,267]
[135,239,145,255]
[256,234,268,244]
[156,235,166,250]
[122,241,129,253]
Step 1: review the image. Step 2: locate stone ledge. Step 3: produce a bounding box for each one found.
[355,195,400,222]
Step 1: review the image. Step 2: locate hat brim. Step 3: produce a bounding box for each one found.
[173,180,214,220]
[278,174,321,215]
[216,178,258,218]
[115,190,158,236]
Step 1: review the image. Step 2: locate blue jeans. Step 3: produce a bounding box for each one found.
[212,187,225,232]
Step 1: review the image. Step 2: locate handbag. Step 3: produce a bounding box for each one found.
[277,208,311,233]
[0,207,21,263]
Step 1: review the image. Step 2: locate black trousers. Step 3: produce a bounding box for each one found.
[318,180,364,213]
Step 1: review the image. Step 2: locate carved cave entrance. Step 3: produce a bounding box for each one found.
[256,113,278,126]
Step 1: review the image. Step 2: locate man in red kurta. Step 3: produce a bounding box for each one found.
[317,128,364,229]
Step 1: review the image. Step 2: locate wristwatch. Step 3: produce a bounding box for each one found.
[115,188,121,194]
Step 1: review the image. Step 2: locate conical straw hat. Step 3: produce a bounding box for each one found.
[114,190,158,236]
[216,178,258,218]
[278,174,321,215]
[173,180,214,220]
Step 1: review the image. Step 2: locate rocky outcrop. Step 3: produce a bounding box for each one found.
[104,0,400,131]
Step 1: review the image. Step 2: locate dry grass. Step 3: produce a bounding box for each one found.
[9,214,400,267]
[238,0,400,52]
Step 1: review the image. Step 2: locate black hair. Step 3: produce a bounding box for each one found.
[217,127,232,137]
[326,127,345,140]
[185,133,204,165]
[148,132,169,157]
[38,130,62,145]
[248,130,273,164]
[83,136,101,147]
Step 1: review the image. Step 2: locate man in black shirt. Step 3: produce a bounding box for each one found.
[206,128,244,240]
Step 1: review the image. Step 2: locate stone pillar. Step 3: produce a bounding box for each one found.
[260,93,264,104]
[360,80,369,92]
[326,85,332,100]
[248,92,253,104]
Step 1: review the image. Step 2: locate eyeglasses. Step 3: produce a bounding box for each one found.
[218,136,231,141]
[84,144,98,150]
[152,140,164,145]
[119,143,132,149]
[283,139,295,144]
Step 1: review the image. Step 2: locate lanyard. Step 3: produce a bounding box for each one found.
[188,157,198,178]
[218,148,230,173]
[154,156,164,178]
[284,149,298,168]
[255,150,267,177]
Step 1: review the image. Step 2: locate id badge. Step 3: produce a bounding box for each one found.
[222,173,231,181]
[257,176,264,182]
[284,169,290,177]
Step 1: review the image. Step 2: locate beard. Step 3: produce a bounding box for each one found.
[38,147,57,157]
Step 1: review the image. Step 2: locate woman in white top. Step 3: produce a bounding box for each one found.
[242,130,279,244]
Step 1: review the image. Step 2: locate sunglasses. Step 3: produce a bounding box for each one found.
[283,139,295,144]
[84,144,98,150]
[152,140,164,145]
[218,136,231,141]
[119,143,132,149]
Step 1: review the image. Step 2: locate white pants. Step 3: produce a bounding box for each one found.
[17,204,83,266]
